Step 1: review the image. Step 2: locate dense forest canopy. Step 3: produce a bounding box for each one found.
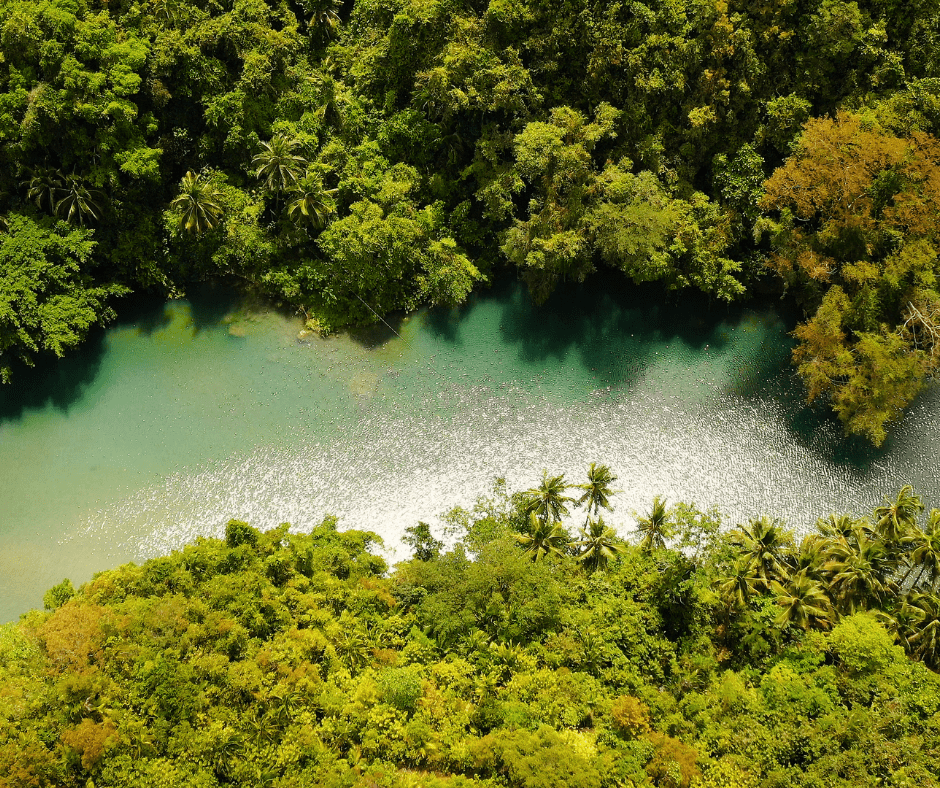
[2,0,940,441]
[3,471,940,787]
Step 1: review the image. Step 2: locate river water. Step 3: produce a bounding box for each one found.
[2,275,938,621]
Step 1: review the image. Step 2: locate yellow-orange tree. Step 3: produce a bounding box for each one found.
[760,111,940,445]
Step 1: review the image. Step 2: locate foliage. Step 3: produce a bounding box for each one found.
[4,477,940,787]
[1,0,940,437]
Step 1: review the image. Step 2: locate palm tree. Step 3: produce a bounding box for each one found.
[55,174,104,226]
[286,173,336,229]
[306,0,342,40]
[170,170,225,234]
[908,593,940,669]
[823,529,893,613]
[770,570,834,630]
[635,496,672,552]
[873,484,923,543]
[252,134,308,193]
[791,534,831,582]
[816,513,871,540]
[714,557,761,613]
[876,597,925,652]
[521,470,574,525]
[21,166,63,213]
[516,511,570,561]
[574,463,619,524]
[729,516,793,588]
[907,509,940,592]
[576,516,624,572]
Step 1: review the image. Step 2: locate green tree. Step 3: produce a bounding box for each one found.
[55,175,104,226]
[402,522,444,562]
[516,512,570,562]
[908,593,940,669]
[635,496,673,552]
[575,516,623,573]
[0,213,127,382]
[729,517,793,589]
[574,462,619,523]
[253,134,308,194]
[286,173,336,229]
[170,171,225,235]
[521,471,574,526]
[873,484,924,544]
[714,557,760,613]
[824,530,894,614]
[771,569,835,630]
[909,509,940,592]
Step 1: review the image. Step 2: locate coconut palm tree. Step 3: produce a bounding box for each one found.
[286,173,336,229]
[907,509,940,593]
[823,529,893,613]
[876,597,925,652]
[908,593,940,669]
[729,516,793,589]
[816,513,871,540]
[306,0,342,40]
[873,484,923,543]
[521,470,574,525]
[714,557,761,613]
[791,533,831,582]
[575,463,618,522]
[55,174,104,226]
[635,496,672,552]
[576,516,623,572]
[771,569,834,630]
[170,170,224,234]
[21,166,63,214]
[516,511,570,561]
[252,134,308,193]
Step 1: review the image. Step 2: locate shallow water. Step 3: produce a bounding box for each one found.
[1,275,937,621]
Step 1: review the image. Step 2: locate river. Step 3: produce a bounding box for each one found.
[2,274,938,621]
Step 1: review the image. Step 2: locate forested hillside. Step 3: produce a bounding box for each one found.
[2,0,940,441]
[3,473,940,788]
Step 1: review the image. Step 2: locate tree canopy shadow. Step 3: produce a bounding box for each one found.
[0,327,108,423]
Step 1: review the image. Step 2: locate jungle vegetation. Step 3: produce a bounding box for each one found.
[3,469,940,788]
[2,1,940,441]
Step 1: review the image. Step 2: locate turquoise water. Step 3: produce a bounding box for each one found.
[2,275,938,621]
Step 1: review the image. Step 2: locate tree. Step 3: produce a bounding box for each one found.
[634,496,673,552]
[304,0,342,40]
[170,171,224,235]
[574,463,618,523]
[0,213,127,382]
[714,558,760,613]
[575,516,623,572]
[729,517,793,589]
[760,112,940,444]
[402,522,443,561]
[21,167,64,214]
[823,530,894,614]
[521,471,574,526]
[253,134,308,194]
[908,593,940,669]
[873,484,923,544]
[909,509,940,592]
[286,173,336,229]
[516,512,570,561]
[791,533,831,582]
[771,570,834,630]
[55,175,104,226]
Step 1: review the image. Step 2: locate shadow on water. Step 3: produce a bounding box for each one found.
[426,268,899,473]
[0,328,107,423]
[186,281,246,333]
[345,311,409,349]
[426,269,773,387]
